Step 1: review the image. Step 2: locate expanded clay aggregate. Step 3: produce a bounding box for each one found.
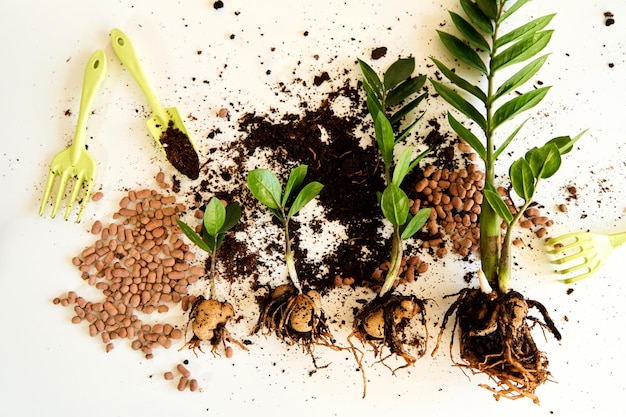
[54,173,203,360]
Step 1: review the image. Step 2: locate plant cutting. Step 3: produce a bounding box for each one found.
[347,57,432,396]
[246,165,336,354]
[429,0,585,403]
[176,196,247,355]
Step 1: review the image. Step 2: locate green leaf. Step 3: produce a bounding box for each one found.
[283,165,308,205]
[484,186,513,223]
[401,208,431,240]
[247,169,282,210]
[381,183,409,225]
[448,112,486,160]
[437,31,488,75]
[287,181,324,218]
[395,113,424,143]
[491,87,550,130]
[460,0,493,33]
[384,58,415,90]
[366,93,383,121]
[431,57,486,103]
[546,129,587,155]
[493,119,528,159]
[499,0,533,24]
[450,11,490,52]
[525,143,562,179]
[492,31,553,73]
[407,145,433,172]
[392,147,413,186]
[177,219,212,253]
[374,111,395,166]
[509,158,535,201]
[495,15,556,49]
[219,202,241,234]
[476,0,497,19]
[358,58,383,100]
[494,55,549,101]
[386,75,426,107]
[389,93,427,125]
[203,197,226,237]
[431,79,487,131]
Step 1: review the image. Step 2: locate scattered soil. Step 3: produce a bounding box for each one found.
[160,120,201,180]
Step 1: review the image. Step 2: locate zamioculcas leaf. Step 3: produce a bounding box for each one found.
[493,118,528,159]
[448,112,486,161]
[374,111,395,166]
[491,31,553,72]
[219,202,242,234]
[491,87,550,130]
[510,158,535,201]
[493,55,549,101]
[366,94,383,121]
[495,14,556,49]
[460,0,493,33]
[247,169,282,210]
[390,93,427,125]
[287,181,324,218]
[358,58,383,100]
[450,11,490,52]
[283,165,308,205]
[401,208,431,240]
[383,58,415,90]
[546,129,587,155]
[177,219,212,253]
[499,0,534,24]
[392,147,413,186]
[476,0,497,19]
[437,31,488,75]
[484,187,513,224]
[525,143,562,179]
[431,79,487,131]
[386,76,426,107]
[431,57,487,103]
[381,183,409,226]
[204,197,226,237]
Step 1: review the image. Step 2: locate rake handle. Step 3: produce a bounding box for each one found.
[609,231,626,248]
[71,50,107,164]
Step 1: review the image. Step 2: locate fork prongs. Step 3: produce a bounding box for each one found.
[38,168,93,222]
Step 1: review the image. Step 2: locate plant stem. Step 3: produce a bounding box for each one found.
[480,4,504,290]
[379,225,404,297]
[208,241,218,300]
[282,209,302,294]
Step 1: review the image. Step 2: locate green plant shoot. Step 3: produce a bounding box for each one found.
[430,0,585,292]
[247,164,323,293]
[177,197,241,299]
[359,57,432,296]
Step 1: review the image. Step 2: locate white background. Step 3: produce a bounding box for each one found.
[1,1,625,416]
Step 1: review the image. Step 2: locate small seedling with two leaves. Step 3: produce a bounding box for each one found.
[247,165,336,352]
[177,197,247,355]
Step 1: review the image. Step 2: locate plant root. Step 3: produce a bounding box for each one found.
[180,296,248,356]
[251,284,339,357]
[433,288,561,404]
[348,292,428,397]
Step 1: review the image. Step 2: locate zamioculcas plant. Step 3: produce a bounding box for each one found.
[247,165,336,354]
[348,57,432,396]
[176,196,247,355]
[429,0,584,403]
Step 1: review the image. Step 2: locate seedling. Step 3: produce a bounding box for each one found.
[348,57,432,396]
[247,165,335,352]
[176,197,247,355]
[429,0,584,402]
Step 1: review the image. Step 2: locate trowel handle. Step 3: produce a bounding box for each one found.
[110,28,167,121]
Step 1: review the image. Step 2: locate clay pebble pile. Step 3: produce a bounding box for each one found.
[54,173,203,359]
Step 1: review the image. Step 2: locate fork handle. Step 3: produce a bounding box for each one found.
[71,50,107,163]
[609,231,626,248]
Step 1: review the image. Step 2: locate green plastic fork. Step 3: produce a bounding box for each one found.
[39,50,107,222]
[545,231,626,283]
